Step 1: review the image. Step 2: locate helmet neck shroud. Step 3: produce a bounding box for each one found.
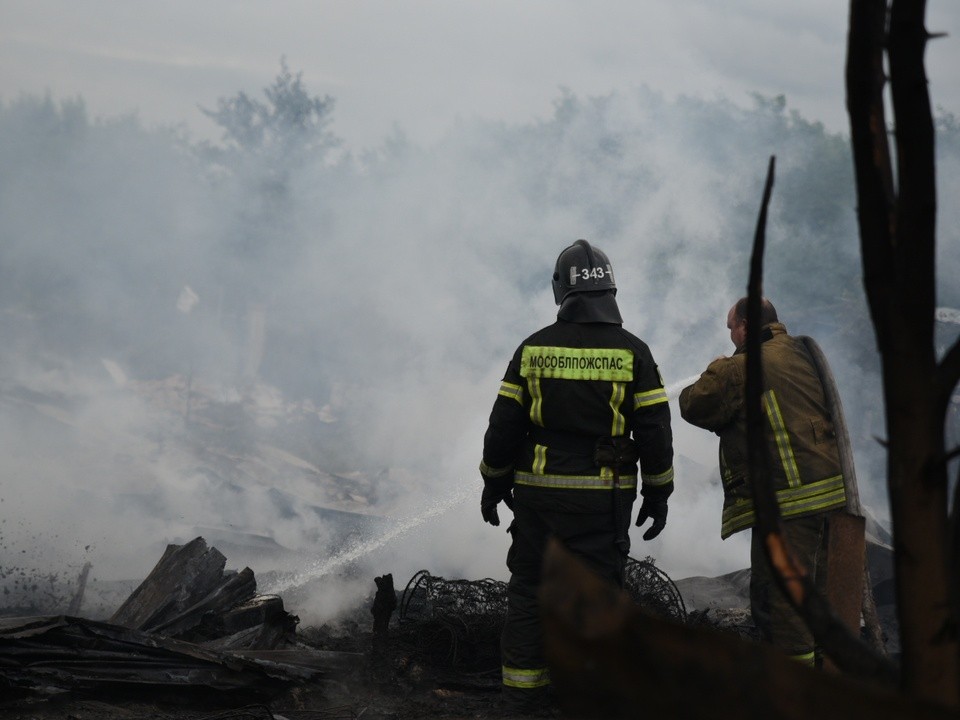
[557,290,624,324]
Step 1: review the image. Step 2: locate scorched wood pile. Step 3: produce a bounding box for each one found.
[0,537,363,703]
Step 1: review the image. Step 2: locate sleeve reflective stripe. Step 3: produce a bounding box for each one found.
[634,387,668,409]
[497,381,524,405]
[479,460,513,478]
[527,377,544,426]
[762,390,803,488]
[609,382,627,436]
[641,466,674,486]
[502,665,551,689]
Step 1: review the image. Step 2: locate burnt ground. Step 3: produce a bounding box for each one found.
[0,538,558,720]
[0,534,895,720]
[0,619,532,720]
[0,576,543,720]
[0,678,515,720]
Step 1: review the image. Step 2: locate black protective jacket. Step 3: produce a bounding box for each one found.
[481,316,674,501]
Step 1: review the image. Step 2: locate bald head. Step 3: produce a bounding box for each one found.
[731,297,778,325]
[727,297,778,349]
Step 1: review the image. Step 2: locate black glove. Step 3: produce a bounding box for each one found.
[635,497,668,540]
[481,484,513,526]
[481,478,514,527]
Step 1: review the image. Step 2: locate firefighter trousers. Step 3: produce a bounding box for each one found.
[500,486,635,710]
[750,512,831,664]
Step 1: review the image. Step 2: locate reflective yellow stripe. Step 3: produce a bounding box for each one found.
[527,377,544,426]
[789,651,816,666]
[533,444,548,475]
[520,346,633,381]
[769,490,846,528]
[498,381,524,405]
[763,390,802,488]
[634,387,668,409]
[721,505,755,538]
[642,466,674,486]
[515,471,637,490]
[479,460,513,478]
[502,665,551,688]
[610,382,626,436]
[720,474,846,538]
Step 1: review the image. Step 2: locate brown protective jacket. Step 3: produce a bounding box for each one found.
[679,323,845,538]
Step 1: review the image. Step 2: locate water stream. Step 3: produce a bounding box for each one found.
[666,375,701,398]
[264,482,474,594]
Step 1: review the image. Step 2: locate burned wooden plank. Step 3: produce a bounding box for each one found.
[110,537,233,631]
[201,597,298,652]
[106,536,301,651]
[229,648,365,674]
[149,566,257,638]
[220,595,292,637]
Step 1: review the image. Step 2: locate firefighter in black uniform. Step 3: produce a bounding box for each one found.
[480,239,675,712]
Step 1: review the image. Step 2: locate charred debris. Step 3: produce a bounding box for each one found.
[0,537,360,704]
[0,533,708,717]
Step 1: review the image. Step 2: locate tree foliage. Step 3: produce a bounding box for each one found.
[200,57,339,179]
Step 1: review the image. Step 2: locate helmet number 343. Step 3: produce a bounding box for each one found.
[573,266,612,281]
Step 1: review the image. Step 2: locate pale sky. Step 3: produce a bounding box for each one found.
[2,0,959,151]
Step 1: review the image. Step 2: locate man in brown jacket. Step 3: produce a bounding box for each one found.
[679,297,846,665]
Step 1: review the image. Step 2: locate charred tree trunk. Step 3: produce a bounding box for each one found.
[847,0,960,705]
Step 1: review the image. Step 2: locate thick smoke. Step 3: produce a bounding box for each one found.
[1,83,959,622]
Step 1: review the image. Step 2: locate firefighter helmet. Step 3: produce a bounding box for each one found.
[552,239,617,305]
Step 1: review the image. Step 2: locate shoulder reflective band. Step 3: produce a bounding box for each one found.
[634,387,668,409]
[498,381,524,405]
[520,346,634,381]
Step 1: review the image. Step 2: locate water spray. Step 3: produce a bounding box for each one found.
[265,482,474,594]
[666,375,701,398]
